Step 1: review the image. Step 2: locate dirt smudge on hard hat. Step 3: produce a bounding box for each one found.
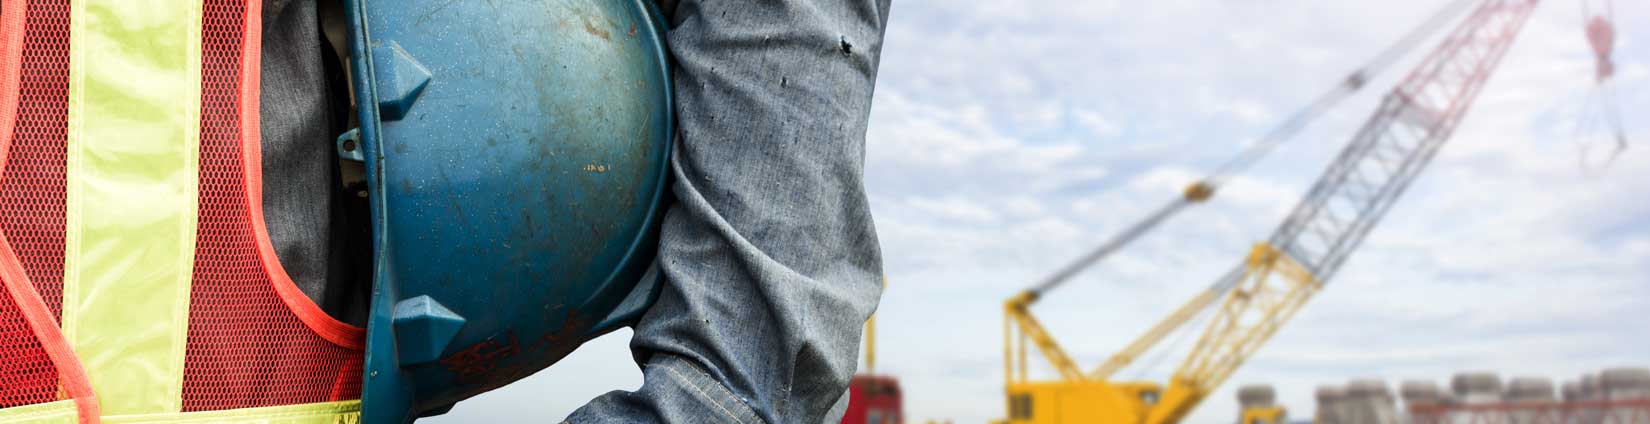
[436,310,594,391]
[583,17,611,41]
[414,0,461,27]
[442,331,522,384]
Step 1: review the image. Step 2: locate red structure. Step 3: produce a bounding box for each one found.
[843,375,903,424]
[1410,399,1650,424]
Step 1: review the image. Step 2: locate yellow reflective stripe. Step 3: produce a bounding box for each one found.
[102,401,361,424]
[0,400,78,424]
[62,0,202,416]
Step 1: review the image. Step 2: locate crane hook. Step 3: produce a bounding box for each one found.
[1574,0,1628,176]
[1586,15,1616,82]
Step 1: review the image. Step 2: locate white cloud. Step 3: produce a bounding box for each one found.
[1072,108,1124,139]
[903,195,1002,224]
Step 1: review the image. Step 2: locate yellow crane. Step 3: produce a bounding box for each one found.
[997,0,1553,422]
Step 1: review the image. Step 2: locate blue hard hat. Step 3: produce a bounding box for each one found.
[339,0,674,422]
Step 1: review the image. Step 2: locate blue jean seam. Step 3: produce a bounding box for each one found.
[656,356,764,424]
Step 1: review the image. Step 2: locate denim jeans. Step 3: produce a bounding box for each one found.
[263,0,891,421]
[563,0,892,422]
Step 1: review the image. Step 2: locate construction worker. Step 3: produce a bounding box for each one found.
[0,0,888,423]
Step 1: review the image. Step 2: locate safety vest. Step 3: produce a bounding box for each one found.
[0,0,364,422]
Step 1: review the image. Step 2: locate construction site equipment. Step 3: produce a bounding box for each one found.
[1237,385,1285,424]
[341,0,675,421]
[845,375,905,424]
[1320,386,1351,424]
[1453,372,1508,424]
[1508,378,1558,402]
[1407,368,1650,424]
[845,280,905,424]
[999,0,1551,422]
[1015,0,1487,300]
[1564,382,1584,402]
[1411,399,1650,424]
[1604,369,1650,423]
[1316,368,1650,424]
[1507,378,1558,424]
[1602,369,1650,399]
[1585,1,1618,82]
[1402,381,1448,424]
[1347,380,1401,424]
[1457,373,1508,403]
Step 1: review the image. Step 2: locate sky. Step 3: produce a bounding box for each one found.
[433,1,1650,423]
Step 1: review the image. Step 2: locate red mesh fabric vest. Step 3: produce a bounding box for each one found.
[0,0,365,421]
[0,0,88,417]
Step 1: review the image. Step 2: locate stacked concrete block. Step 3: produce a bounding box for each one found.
[1580,373,1605,424]
[1584,374,1604,400]
[1452,372,1504,402]
[1505,377,1555,424]
[1239,384,1278,408]
[1401,380,1446,424]
[1450,372,1503,424]
[1601,368,1650,399]
[1345,379,1400,424]
[1564,381,1584,402]
[1308,368,1650,424]
[1601,368,1650,424]
[1318,385,1348,424]
[1238,384,1278,424]
[1505,377,1555,402]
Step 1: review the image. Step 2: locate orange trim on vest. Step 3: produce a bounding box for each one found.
[0,2,99,421]
[0,238,99,423]
[1,0,26,173]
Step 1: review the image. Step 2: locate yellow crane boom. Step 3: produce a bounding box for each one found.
[1089,269,1240,381]
[999,0,1545,422]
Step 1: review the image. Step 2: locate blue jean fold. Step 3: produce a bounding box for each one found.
[565,0,892,422]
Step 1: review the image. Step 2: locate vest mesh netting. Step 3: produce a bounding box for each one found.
[0,0,70,409]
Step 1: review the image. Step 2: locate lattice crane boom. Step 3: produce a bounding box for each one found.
[1152,1,1542,422]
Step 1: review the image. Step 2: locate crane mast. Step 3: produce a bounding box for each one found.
[1002,1,1543,423]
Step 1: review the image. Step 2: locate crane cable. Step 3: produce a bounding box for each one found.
[1127,294,1215,382]
[1023,0,1483,299]
[1574,83,1628,175]
[1205,0,1481,184]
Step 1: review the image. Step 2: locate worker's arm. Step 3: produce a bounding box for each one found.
[565,0,892,422]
